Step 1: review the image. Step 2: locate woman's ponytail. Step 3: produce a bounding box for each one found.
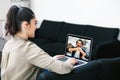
[5,5,35,36]
[5,5,19,36]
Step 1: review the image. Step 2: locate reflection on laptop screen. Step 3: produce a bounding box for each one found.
[65,34,93,62]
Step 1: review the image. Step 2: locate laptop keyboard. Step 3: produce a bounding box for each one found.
[58,56,87,67]
[58,56,68,61]
[75,60,84,65]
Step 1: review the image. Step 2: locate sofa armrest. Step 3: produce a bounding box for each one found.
[97,57,120,80]
[94,40,120,59]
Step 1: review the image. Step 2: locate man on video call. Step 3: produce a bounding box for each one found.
[67,39,88,60]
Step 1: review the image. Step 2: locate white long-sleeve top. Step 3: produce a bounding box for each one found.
[1,35,73,80]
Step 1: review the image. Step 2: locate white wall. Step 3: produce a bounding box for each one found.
[0,0,30,19]
[0,0,120,39]
[0,0,30,38]
[0,0,12,20]
[30,0,120,28]
[0,0,30,20]
[0,0,12,38]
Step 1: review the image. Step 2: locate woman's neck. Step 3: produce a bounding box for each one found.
[16,32,28,40]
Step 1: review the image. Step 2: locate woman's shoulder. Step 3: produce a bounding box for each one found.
[4,39,12,47]
[25,40,40,49]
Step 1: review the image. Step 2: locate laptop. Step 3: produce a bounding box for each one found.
[58,34,93,68]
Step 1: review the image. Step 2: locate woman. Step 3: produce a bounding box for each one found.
[1,5,78,80]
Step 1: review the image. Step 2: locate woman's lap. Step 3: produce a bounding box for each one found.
[37,60,100,80]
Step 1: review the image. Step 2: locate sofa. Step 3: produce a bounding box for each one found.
[29,20,120,80]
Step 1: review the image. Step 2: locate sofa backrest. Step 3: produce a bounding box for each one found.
[84,25,119,49]
[58,22,87,42]
[36,20,64,41]
[34,20,119,59]
[57,22,119,48]
[37,20,119,45]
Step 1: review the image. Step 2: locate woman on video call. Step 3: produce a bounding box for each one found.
[1,5,98,80]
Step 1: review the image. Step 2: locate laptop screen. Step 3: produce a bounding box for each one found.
[65,34,93,62]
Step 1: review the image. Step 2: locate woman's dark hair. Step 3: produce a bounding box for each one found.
[5,5,35,36]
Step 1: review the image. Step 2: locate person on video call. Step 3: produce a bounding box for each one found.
[1,5,79,80]
[67,39,87,59]
[1,5,99,80]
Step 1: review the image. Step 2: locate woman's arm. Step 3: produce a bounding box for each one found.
[25,41,75,74]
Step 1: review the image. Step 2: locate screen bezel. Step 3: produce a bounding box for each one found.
[64,33,93,62]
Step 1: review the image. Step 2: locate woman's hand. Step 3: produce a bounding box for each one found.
[65,58,78,65]
[53,55,65,60]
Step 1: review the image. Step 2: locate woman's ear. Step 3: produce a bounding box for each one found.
[22,21,29,29]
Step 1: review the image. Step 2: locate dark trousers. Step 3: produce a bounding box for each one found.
[36,60,100,80]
